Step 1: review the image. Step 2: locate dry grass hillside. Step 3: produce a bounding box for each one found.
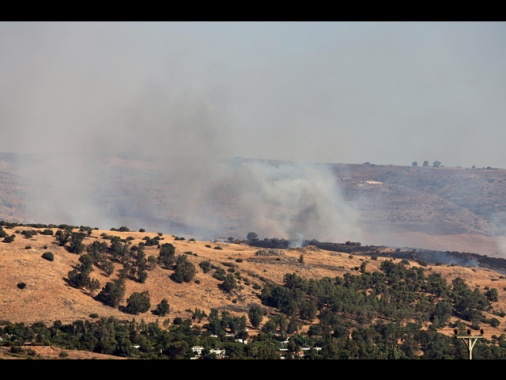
[2,224,506,359]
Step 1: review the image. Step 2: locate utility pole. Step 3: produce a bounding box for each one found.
[454,328,484,360]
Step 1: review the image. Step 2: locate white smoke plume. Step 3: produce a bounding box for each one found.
[215,159,363,244]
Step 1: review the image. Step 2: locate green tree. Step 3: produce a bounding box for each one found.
[219,274,237,293]
[170,255,197,283]
[153,299,170,316]
[248,304,265,329]
[95,280,125,308]
[158,243,176,269]
[67,269,91,289]
[430,300,453,327]
[100,259,115,277]
[89,278,101,296]
[68,232,86,254]
[55,229,71,246]
[485,288,499,302]
[124,291,151,315]
[199,260,212,273]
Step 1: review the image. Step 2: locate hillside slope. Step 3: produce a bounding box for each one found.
[2,224,506,346]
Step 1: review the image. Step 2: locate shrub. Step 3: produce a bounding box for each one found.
[10,346,23,353]
[41,252,54,261]
[26,348,37,357]
[173,317,183,325]
[59,351,69,358]
[153,298,170,316]
[17,282,26,289]
[89,313,99,318]
[199,260,212,273]
[212,268,226,281]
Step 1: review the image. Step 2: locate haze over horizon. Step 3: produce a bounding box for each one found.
[1,22,506,247]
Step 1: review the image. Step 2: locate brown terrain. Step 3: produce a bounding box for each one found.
[1,225,506,359]
[2,153,506,359]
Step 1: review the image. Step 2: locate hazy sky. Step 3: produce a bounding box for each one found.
[1,21,506,169]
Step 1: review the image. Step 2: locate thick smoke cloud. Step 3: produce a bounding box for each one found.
[2,22,506,250]
[0,21,363,243]
[211,159,363,244]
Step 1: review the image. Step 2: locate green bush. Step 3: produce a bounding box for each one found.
[173,317,183,325]
[124,291,151,315]
[41,252,54,261]
[153,298,170,316]
[199,260,212,273]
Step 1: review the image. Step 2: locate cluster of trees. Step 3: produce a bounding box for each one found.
[62,232,197,315]
[412,161,442,168]
[3,253,506,358]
